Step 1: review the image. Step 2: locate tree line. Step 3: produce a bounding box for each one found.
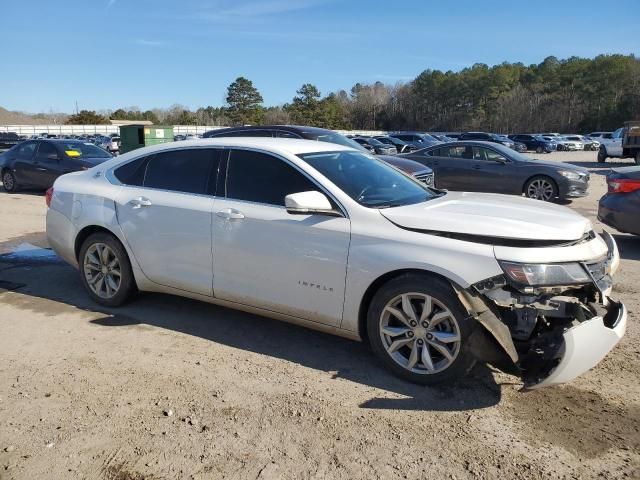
[66,54,640,133]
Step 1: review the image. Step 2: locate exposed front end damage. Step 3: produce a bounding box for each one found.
[456,231,627,388]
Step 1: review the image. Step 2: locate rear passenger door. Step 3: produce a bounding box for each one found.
[434,145,475,191]
[11,141,38,186]
[32,142,65,188]
[115,148,221,296]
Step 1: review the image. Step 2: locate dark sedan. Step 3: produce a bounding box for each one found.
[459,132,515,149]
[202,125,434,183]
[509,134,557,153]
[400,141,590,202]
[388,132,441,149]
[598,166,640,235]
[1,139,112,192]
[351,137,397,155]
[373,135,417,153]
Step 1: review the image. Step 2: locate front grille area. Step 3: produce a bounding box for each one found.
[415,172,434,186]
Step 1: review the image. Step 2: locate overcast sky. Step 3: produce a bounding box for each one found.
[1,0,638,113]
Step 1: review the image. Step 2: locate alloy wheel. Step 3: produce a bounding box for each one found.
[379,293,461,374]
[2,172,14,191]
[83,243,122,299]
[527,179,554,201]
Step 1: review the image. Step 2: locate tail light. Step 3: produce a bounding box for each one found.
[45,187,54,208]
[608,178,640,194]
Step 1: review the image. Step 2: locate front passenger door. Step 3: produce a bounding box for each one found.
[212,148,351,326]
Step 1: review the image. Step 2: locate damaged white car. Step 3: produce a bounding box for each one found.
[45,138,626,388]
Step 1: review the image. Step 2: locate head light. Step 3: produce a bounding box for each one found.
[499,261,591,286]
[559,170,582,181]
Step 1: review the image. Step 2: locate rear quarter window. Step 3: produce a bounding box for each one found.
[113,156,150,186]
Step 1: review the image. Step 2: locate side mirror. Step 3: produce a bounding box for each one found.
[285,191,338,216]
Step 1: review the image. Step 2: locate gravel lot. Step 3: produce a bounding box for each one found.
[0,150,638,479]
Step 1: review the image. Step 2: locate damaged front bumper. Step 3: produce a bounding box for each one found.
[457,230,627,389]
[527,299,626,388]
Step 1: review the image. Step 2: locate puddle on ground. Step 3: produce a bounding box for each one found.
[0,241,63,265]
[505,384,640,458]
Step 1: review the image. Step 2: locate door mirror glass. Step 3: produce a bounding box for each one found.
[285,191,335,215]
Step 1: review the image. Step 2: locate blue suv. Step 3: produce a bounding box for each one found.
[509,134,557,153]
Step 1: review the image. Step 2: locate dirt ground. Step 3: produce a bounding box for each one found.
[0,150,638,480]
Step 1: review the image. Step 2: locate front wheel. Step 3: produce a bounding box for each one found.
[367,274,475,385]
[525,176,558,202]
[535,146,543,154]
[598,147,607,163]
[635,151,640,166]
[78,232,136,307]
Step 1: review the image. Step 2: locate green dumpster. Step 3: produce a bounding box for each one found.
[119,125,174,154]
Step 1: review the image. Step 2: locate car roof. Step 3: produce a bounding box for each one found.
[122,137,356,158]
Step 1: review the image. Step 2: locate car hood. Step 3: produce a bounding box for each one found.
[379,191,592,241]
[520,158,588,173]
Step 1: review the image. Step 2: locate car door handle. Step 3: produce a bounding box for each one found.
[216,208,245,220]
[472,165,481,170]
[129,197,152,209]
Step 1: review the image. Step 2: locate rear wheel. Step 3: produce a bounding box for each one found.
[525,176,558,202]
[598,147,607,163]
[78,232,136,307]
[535,146,543,154]
[635,151,640,166]
[2,170,18,192]
[367,274,475,385]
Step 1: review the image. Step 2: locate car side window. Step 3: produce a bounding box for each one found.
[114,156,150,186]
[16,142,37,160]
[35,142,58,161]
[225,149,317,206]
[447,146,472,159]
[142,149,220,194]
[473,147,506,162]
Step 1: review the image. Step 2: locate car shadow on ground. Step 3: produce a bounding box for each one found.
[0,251,503,413]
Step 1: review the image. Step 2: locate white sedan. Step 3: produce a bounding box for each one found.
[46,138,626,388]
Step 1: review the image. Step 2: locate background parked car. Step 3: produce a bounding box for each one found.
[400,141,590,201]
[373,135,418,153]
[458,132,515,149]
[508,134,557,153]
[598,166,640,235]
[588,131,613,140]
[563,135,586,151]
[202,125,433,182]
[388,132,441,149]
[351,137,397,155]
[1,139,112,192]
[0,132,23,150]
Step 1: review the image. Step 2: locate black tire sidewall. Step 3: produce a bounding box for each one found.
[598,147,607,162]
[536,146,543,153]
[366,274,476,385]
[78,232,136,307]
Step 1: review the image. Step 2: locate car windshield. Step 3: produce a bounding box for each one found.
[298,150,438,208]
[534,135,547,141]
[366,138,384,146]
[59,142,112,159]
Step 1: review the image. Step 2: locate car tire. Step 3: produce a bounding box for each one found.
[598,147,607,163]
[367,273,475,385]
[1,170,18,192]
[78,232,136,307]
[536,146,543,154]
[524,175,558,202]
